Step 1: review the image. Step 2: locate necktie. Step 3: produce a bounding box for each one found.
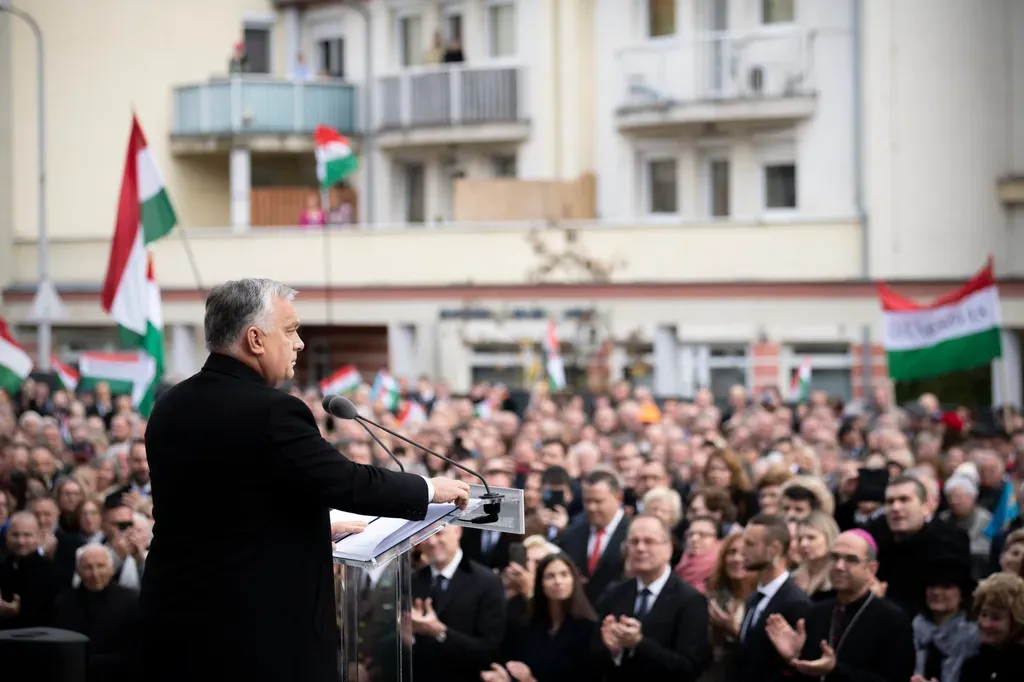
[634,588,653,620]
[431,574,447,601]
[740,591,767,641]
[587,527,605,575]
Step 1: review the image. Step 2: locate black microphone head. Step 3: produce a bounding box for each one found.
[326,394,359,420]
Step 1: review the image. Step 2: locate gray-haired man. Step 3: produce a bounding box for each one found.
[140,278,471,682]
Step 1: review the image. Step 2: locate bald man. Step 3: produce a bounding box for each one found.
[763,530,914,681]
[0,511,61,630]
[54,543,140,681]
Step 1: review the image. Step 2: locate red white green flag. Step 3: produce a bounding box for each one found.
[543,321,566,391]
[315,125,358,190]
[879,260,1003,381]
[320,365,362,395]
[77,351,157,408]
[51,355,79,392]
[0,317,32,395]
[789,356,812,401]
[101,115,175,416]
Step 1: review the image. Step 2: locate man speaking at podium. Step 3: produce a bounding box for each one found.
[139,279,471,682]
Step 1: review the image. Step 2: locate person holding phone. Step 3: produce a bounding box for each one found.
[536,467,574,541]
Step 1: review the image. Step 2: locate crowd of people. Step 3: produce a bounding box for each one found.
[2,373,1024,682]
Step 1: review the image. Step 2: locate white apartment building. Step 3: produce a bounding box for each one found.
[1,0,1023,404]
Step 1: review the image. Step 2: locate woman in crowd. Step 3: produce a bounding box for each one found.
[675,515,721,594]
[484,552,597,682]
[687,487,739,538]
[54,477,84,533]
[75,497,104,544]
[958,572,1024,681]
[911,556,979,682]
[702,448,758,524]
[700,531,756,682]
[938,474,993,579]
[642,486,685,565]
[790,510,839,601]
[997,529,1024,576]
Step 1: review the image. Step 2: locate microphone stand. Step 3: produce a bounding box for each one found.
[353,420,405,473]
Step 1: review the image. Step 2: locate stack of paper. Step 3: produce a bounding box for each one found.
[330,500,483,563]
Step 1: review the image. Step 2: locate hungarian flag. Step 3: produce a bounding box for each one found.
[78,351,157,409]
[789,356,812,401]
[879,259,1002,381]
[51,355,79,392]
[0,317,32,395]
[370,370,400,411]
[543,320,566,391]
[101,115,176,416]
[320,365,362,395]
[315,125,358,190]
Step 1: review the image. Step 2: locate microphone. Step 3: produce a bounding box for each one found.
[322,394,504,523]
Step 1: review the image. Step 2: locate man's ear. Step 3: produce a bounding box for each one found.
[245,327,265,356]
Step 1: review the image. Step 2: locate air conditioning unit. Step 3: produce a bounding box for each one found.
[626,74,668,106]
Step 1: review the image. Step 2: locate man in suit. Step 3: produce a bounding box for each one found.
[557,468,630,604]
[461,464,520,571]
[594,514,709,680]
[410,525,506,682]
[139,278,472,682]
[732,514,811,682]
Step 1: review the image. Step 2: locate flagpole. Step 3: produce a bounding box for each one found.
[320,188,334,324]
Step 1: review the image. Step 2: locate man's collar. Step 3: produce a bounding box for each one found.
[432,548,464,580]
[636,565,671,598]
[202,353,265,384]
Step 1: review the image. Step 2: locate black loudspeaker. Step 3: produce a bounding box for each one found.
[0,627,88,682]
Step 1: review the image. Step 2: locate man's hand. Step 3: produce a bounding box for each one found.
[600,614,624,654]
[616,616,643,648]
[536,505,569,531]
[331,520,367,539]
[430,477,471,509]
[42,532,58,558]
[0,592,21,619]
[765,614,806,661]
[790,640,837,676]
[480,663,512,682]
[505,661,537,682]
[410,597,446,638]
[121,490,142,510]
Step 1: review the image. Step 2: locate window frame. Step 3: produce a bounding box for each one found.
[759,0,797,27]
[484,0,518,60]
[394,10,424,69]
[640,152,681,218]
[757,139,798,216]
[699,148,731,218]
[241,14,276,75]
[642,0,679,41]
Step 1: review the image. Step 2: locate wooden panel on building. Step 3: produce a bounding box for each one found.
[295,325,388,386]
[251,187,359,227]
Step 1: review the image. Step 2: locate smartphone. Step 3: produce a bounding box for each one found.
[543,488,565,510]
[508,542,527,567]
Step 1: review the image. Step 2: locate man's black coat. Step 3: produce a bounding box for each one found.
[139,353,431,682]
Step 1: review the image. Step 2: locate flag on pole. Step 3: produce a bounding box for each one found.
[51,355,79,392]
[101,115,176,416]
[370,370,400,411]
[319,365,362,395]
[315,125,359,190]
[0,317,32,395]
[789,356,812,402]
[77,351,157,409]
[543,321,566,391]
[398,400,427,426]
[879,259,1002,381]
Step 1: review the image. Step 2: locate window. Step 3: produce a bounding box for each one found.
[764,163,797,210]
[317,38,345,78]
[704,158,730,217]
[646,158,678,214]
[445,11,463,42]
[762,0,795,25]
[243,26,272,74]
[402,163,425,223]
[487,2,516,58]
[647,0,676,38]
[707,344,749,397]
[398,15,423,67]
[493,155,517,178]
[785,344,853,401]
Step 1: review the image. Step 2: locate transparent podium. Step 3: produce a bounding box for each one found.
[332,485,524,682]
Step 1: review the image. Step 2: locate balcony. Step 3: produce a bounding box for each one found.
[616,30,817,133]
[171,76,358,154]
[376,65,530,149]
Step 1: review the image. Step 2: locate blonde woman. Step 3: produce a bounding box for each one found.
[790,511,840,600]
[955,572,1024,681]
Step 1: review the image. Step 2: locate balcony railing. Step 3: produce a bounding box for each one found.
[377,65,523,130]
[617,30,816,111]
[172,76,357,136]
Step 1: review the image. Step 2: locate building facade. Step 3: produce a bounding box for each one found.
[1,0,1023,404]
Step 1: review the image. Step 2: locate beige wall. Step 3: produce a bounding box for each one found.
[7,0,280,239]
[0,13,13,294]
[11,219,862,288]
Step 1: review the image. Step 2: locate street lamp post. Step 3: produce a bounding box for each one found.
[1,1,54,371]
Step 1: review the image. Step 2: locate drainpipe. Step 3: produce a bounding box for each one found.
[852,0,872,399]
[343,0,374,224]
